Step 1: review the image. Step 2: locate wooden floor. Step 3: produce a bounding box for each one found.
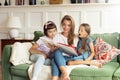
[0,62,2,80]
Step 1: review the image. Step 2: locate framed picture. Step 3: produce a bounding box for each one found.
[49,0,63,4]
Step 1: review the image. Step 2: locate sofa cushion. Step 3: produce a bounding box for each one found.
[10,64,30,77]
[10,42,32,66]
[113,67,120,80]
[70,62,119,77]
[94,37,120,63]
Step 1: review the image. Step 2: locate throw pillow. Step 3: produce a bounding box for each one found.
[9,42,32,66]
[94,37,120,62]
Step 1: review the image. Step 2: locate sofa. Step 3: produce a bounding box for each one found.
[2,31,120,80]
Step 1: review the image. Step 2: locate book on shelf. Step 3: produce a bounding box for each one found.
[40,38,78,56]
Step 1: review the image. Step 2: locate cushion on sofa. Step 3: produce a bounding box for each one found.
[10,64,30,77]
[9,42,32,66]
[90,32,119,62]
[94,37,120,62]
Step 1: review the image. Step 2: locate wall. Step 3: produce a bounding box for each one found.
[0,1,120,39]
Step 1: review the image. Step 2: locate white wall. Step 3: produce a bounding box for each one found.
[0,1,120,39]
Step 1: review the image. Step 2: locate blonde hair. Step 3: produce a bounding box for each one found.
[61,15,75,45]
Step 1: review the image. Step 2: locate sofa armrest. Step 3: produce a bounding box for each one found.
[33,31,44,41]
[2,45,12,80]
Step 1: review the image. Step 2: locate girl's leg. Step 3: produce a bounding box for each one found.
[30,54,45,80]
[67,53,102,67]
[67,60,102,67]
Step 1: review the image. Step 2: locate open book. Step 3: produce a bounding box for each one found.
[40,38,78,56]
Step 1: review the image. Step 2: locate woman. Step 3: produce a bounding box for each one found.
[50,15,78,80]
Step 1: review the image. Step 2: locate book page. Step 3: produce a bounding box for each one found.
[40,38,78,56]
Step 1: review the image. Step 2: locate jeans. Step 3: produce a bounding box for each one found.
[30,54,51,79]
[50,49,90,76]
[50,49,66,76]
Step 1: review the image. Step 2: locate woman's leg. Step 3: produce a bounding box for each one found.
[52,49,70,80]
[51,58,60,80]
[30,54,45,80]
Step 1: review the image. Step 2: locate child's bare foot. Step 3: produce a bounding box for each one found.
[67,61,73,65]
[92,62,102,68]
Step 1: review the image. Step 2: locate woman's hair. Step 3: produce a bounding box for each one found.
[79,23,91,51]
[61,15,75,45]
[43,21,57,36]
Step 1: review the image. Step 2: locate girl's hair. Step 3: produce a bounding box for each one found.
[79,23,91,35]
[79,23,91,51]
[61,15,75,45]
[43,21,57,36]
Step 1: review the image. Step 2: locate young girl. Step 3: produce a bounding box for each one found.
[50,15,78,80]
[67,23,101,67]
[29,21,57,80]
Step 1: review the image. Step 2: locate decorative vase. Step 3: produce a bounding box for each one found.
[85,0,90,3]
[96,0,108,3]
[71,0,76,4]
[78,0,85,3]
[40,0,45,5]
[16,0,24,5]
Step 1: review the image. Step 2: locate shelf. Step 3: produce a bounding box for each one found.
[0,3,120,8]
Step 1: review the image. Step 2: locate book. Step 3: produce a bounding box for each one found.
[57,43,78,56]
[40,38,78,56]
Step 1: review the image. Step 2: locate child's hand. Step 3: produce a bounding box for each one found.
[49,43,59,52]
[85,58,91,62]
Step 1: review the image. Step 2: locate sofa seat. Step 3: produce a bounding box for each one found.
[70,62,119,80]
[10,64,30,77]
[113,67,120,80]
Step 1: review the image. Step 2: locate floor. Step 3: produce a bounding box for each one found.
[0,62,2,80]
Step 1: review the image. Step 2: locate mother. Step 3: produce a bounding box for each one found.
[50,15,78,80]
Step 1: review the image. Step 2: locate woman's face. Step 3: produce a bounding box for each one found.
[62,20,71,33]
[78,26,88,38]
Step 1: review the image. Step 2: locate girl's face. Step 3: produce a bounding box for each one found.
[62,20,71,33]
[78,26,88,38]
[47,28,57,39]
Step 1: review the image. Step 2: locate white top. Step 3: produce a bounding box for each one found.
[53,33,78,47]
[53,33,79,56]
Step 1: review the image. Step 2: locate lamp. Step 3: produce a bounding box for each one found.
[7,16,22,39]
